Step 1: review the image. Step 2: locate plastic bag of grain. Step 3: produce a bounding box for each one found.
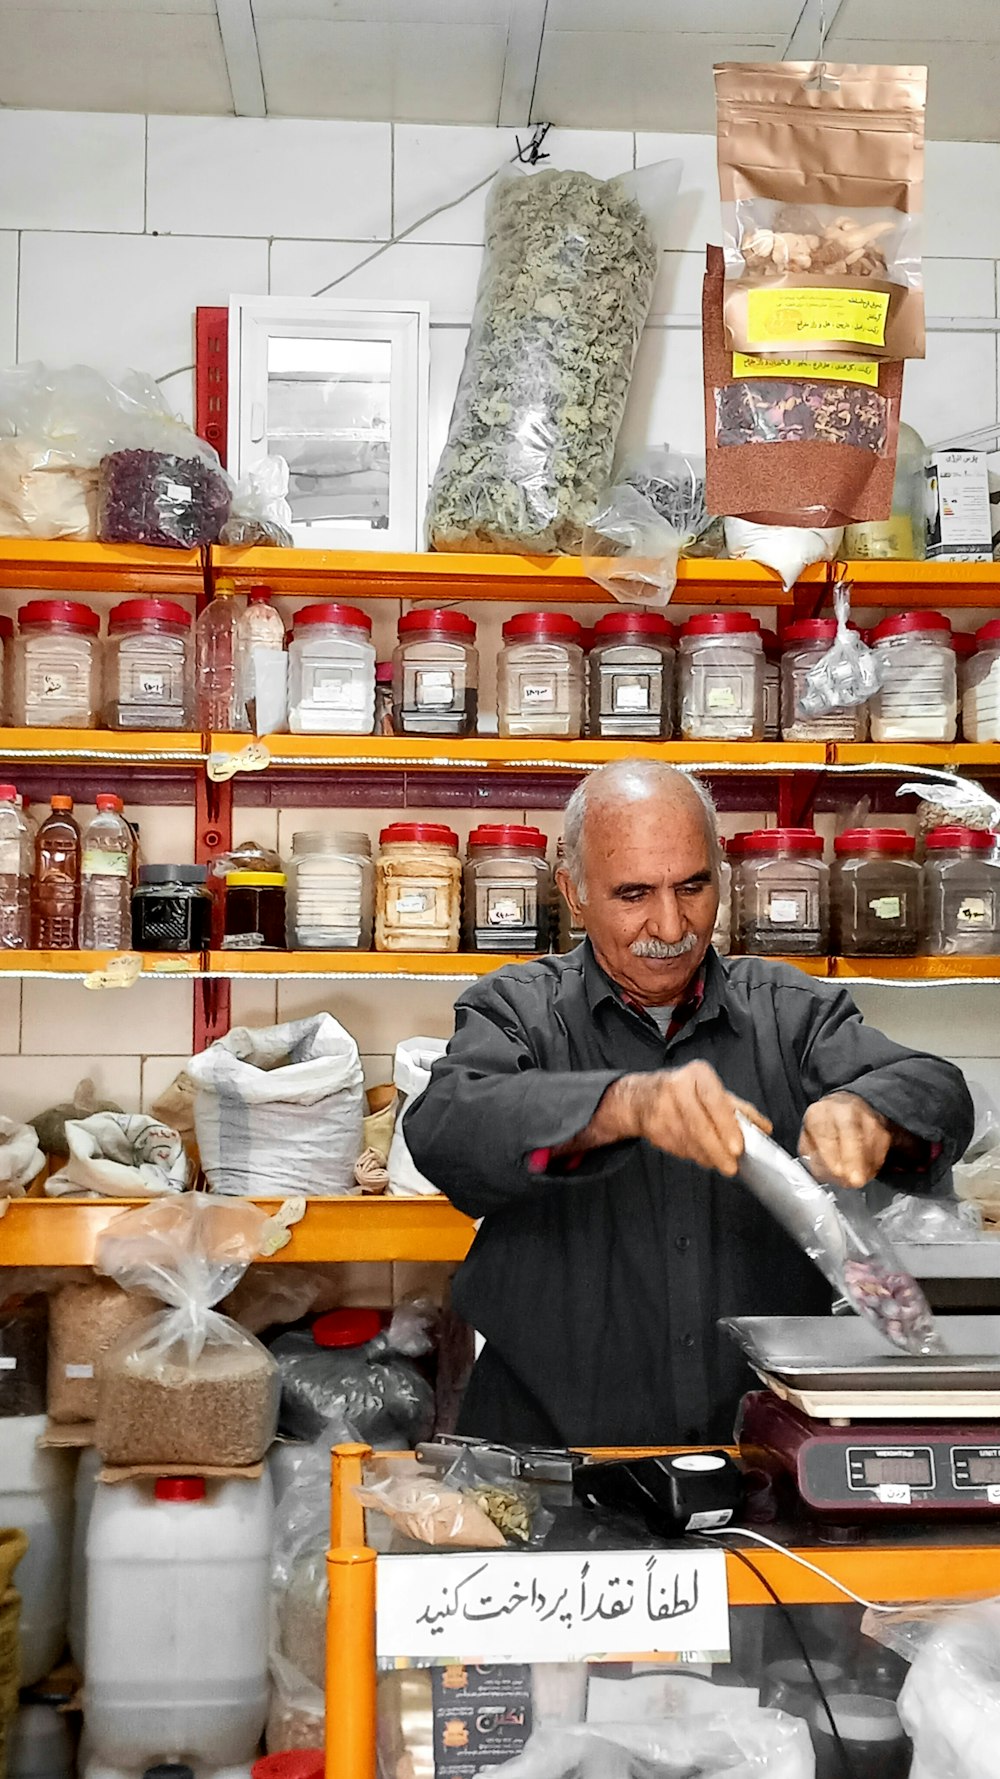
[93,1195,281,1467]
[47,1279,160,1423]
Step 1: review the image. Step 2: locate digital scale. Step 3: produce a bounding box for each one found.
[723,1314,1000,1523]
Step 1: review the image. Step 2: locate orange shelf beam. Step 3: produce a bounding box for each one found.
[0,728,204,764]
[0,540,204,596]
[212,734,832,772]
[722,1540,1000,1607]
[0,950,201,977]
[207,950,534,977]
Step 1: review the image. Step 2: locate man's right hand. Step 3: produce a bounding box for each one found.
[611,1063,772,1176]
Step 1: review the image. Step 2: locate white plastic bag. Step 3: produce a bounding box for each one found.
[189,1015,364,1198]
[386,1038,447,1198]
[222,455,294,547]
[724,516,843,590]
[45,1113,192,1199]
[864,1598,1000,1779]
[426,159,680,554]
[800,581,884,714]
[0,1116,44,1197]
[483,1718,814,1779]
[877,1194,982,1243]
[583,452,717,607]
[268,1439,331,1752]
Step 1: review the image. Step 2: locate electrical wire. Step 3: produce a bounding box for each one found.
[701,1524,916,1614]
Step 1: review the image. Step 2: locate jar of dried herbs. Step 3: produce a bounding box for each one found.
[678,613,764,741]
[392,610,478,737]
[498,613,585,739]
[375,823,461,953]
[464,825,551,953]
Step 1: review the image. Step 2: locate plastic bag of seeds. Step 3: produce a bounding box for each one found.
[271,1301,436,1447]
[268,1439,330,1749]
[47,1278,160,1423]
[736,1114,943,1356]
[93,1195,281,1466]
[583,452,716,607]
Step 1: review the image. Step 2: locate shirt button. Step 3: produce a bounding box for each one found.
[674,1234,691,1253]
[678,1332,696,1349]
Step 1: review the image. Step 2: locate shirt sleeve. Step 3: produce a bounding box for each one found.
[791,981,974,1193]
[402,979,633,1218]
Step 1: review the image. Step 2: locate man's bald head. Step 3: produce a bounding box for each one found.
[562,761,721,902]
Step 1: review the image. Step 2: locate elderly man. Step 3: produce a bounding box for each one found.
[405,761,973,1447]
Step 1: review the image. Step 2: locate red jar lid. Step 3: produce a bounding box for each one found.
[975,620,1000,646]
[96,794,124,813]
[312,1308,382,1349]
[726,833,752,855]
[0,786,15,801]
[292,602,371,633]
[952,631,976,656]
[155,1477,206,1502]
[398,608,476,640]
[379,822,459,848]
[834,828,916,856]
[252,1754,324,1779]
[468,824,547,851]
[592,611,675,641]
[375,661,393,683]
[782,619,840,645]
[18,598,99,634]
[925,826,994,851]
[109,597,191,630]
[0,616,12,641]
[872,611,952,642]
[743,827,825,855]
[502,611,584,644]
[680,612,760,637]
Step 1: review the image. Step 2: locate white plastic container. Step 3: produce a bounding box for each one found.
[84,1471,273,1779]
[287,602,375,735]
[0,1415,75,1687]
[8,1702,75,1779]
[870,611,957,743]
[68,1444,102,1669]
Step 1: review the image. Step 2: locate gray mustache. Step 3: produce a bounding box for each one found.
[630,932,699,960]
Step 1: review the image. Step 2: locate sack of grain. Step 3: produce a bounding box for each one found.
[47,1279,160,1423]
[93,1196,280,1467]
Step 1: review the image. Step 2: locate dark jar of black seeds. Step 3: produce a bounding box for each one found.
[832,828,921,957]
[132,863,212,951]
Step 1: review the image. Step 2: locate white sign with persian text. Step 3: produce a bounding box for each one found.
[376,1549,730,1665]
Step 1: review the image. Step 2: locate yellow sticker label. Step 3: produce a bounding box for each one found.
[732,352,880,388]
[746,286,890,350]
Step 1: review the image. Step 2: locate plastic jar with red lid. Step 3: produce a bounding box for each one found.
[962,620,1000,742]
[832,829,921,957]
[678,613,763,742]
[464,825,551,953]
[587,610,676,739]
[498,612,585,739]
[105,598,193,731]
[922,825,1000,956]
[287,603,374,736]
[780,619,867,742]
[393,609,478,737]
[0,614,11,725]
[870,611,957,743]
[375,822,461,952]
[13,599,101,729]
[737,828,829,956]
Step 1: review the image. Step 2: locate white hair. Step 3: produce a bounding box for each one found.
[561,760,721,901]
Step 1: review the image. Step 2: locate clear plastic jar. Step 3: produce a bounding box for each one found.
[812,1693,909,1779]
[832,829,921,957]
[739,828,829,956]
[464,825,551,954]
[0,615,11,725]
[678,613,764,741]
[726,834,750,952]
[222,871,287,950]
[922,825,1000,956]
[712,853,733,956]
[392,610,478,737]
[104,598,193,732]
[498,613,584,739]
[374,663,394,735]
[760,629,781,742]
[555,837,585,952]
[962,620,1000,742]
[843,422,926,562]
[587,612,675,739]
[12,599,100,729]
[375,823,461,952]
[131,864,211,951]
[870,611,957,743]
[781,619,867,742]
[287,603,374,735]
[287,831,373,950]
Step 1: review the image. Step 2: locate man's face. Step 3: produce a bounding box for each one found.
[556,795,719,1008]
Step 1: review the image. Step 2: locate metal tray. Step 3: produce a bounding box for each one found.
[721,1315,1000,1393]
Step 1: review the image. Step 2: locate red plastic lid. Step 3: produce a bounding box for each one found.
[952,631,976,656]
[782,619,840,645]
[872,610,952,642]
[248,585,274,602]
[292,602,371,634]
[680,612,760,638]
[834,828,916,856]
[743,827,825,855]
[398,608,476,640]
[592,611,675,641]
[726,833,752,855]
[96,794,124,813]
[252,1753,324,1779]
[155,1477,206,1502]
[0,616,12,640]
[468,824,547,851]
[502,611,584,644]
[312,1308,382,1349]
[18,598,99,634]
[975,620,1000,646]
[0,785,15,802]
[108,598,191,630]
[49,795,73,811]
[925,826,994,851]
[375,662,393,683]
[379,822,459,848]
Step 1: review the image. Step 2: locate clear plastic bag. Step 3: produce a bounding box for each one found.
[737,1114,942,1355]
[93,1194,281,1466]
[426,159,680,555]
[441,1448,552,1548]
[221,455,294,548]
[863,1597,1000,1779]
[724,517,843,590]
[355,1469,507,1549]
[271,1301,436,1446]
[800,581,884,713]
[896,777,1000,850]
[583,453,716,608]
[268,1438,333,1751]
[877,1194,982,1243]
[480,1718,815,1779]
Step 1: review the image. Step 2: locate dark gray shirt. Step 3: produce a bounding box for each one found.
[405,944,974,1446]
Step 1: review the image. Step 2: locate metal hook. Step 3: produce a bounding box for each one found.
[804,0,840,92]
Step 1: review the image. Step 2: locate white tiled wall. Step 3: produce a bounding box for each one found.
[0,110,998,1127]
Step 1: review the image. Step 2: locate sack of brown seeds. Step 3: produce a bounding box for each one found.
[703,245,902,528]
[715,62,926,361]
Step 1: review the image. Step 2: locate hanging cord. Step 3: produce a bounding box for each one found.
[804,0,840,91]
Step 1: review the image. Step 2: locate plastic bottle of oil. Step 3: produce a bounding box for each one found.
[32,796,80,950]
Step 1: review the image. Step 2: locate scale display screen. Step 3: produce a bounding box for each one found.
[850,1451,933,1488]
[962,1455,1000,1485]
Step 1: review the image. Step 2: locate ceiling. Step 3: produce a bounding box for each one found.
[2,0,1000,139]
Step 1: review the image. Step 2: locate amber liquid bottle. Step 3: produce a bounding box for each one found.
[33,795,81,949]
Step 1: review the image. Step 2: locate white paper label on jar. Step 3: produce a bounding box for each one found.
[869,896,902,920]
[65,1364,94,1379]
[310,673,355,707]
[522,682,555,704]
[82,850,131,878]
[164,481,191,503]
[767,895,803,925]
[613,681,651,711]
[0,1358,16,1371]
[396,891,432,914]
[41,671,69,698]
[706,685,738,711]
[416,670,455,707]
[957,895,992,928]
[140,673,167,698]
[487,893,525,927]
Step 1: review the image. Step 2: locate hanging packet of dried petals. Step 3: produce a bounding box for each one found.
[715,61,926,362]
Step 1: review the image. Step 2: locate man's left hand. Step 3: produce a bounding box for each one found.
[798,1092,892,1189]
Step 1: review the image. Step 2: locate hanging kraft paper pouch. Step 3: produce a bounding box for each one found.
[703,245,903,527]
[715,61,926,361]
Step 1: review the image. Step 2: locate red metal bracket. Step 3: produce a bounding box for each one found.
[777,766,826,829]
[193,757,232,1051]
[195,307,229,468]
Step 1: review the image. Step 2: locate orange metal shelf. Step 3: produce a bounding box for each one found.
[207,950,534,977]
[836,741,1000,769]
[0,727,204,764]
[833,955,1000,981]
[0,540,204,595]
[0,950,201,977]
[212,734,831,772]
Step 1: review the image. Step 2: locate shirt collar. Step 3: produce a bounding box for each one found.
[582,939,730,1034]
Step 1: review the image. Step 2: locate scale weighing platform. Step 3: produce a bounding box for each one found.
[723,1314,1000,1522]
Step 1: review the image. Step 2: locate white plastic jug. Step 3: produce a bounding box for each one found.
[0,1415,75,1686]
[83,1471,274,1779]
[68,1445,102,1668]
[8,1701,75,1779]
